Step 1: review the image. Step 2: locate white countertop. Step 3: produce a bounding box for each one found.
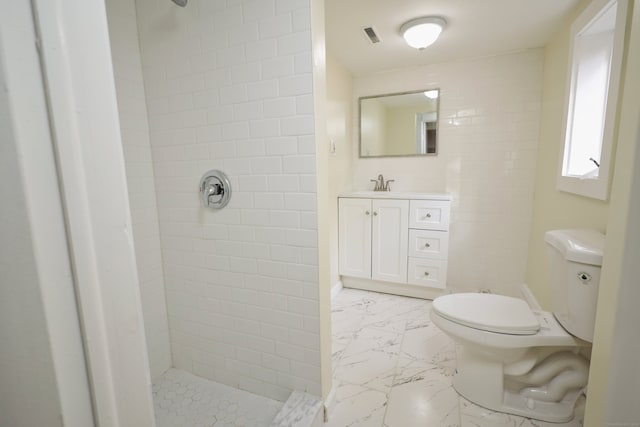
[339,191,451,201]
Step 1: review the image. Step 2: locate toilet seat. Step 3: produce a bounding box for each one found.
[432,293,540,335]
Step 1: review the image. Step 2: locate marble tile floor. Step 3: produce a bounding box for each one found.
[326,288,584,427]
[153,368,283,427]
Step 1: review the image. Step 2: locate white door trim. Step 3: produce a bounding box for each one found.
[30,0,155,425]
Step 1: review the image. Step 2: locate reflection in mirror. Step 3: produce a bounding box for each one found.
[359,89,439,157]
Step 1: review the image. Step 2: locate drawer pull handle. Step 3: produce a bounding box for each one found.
[424,213,432,219]
[424,243,431,248]
[424,272,430,276]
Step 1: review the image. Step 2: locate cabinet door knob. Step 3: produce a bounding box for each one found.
[424,271,430,276]
[373,211,378,216]
[425,213,432,218]
[365,210,370,215]
[424,243,431,248]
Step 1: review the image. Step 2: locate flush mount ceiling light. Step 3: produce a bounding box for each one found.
[401,17,446,50]
[423,90,439,99]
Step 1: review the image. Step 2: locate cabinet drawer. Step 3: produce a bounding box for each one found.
[407,257,447,289]
[409,200,450,231]
[408,229,449,260]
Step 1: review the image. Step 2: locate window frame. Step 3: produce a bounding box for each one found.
[557,0,628,200]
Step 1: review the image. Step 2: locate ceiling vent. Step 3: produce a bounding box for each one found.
[362,26,381,44]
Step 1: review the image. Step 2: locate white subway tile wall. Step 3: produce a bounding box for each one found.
[135,0,320,401]
[352,51,544,296]
[105,0,172,379]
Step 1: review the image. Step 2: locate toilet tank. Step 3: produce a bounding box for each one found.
[544,229,605,343]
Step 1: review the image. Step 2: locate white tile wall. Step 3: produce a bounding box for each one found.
[105,0,172,380]
[135,0,320,401]
[352,51,544,296]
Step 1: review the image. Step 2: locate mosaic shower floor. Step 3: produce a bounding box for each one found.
[153,369,283,427]
[327,288,585,427]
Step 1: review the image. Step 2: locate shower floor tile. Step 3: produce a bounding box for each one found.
[153,369,283,427]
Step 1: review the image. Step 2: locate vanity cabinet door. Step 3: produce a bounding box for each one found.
[338,198,372,279]
[371,199,409,283]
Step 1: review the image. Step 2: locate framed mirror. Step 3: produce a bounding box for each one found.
[359,89,440,158]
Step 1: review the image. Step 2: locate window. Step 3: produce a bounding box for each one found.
[557,0,627,200]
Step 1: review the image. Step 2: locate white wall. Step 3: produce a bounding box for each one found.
[326,54,354,289]
[106,0,172,380]
[0,67,69,427]
[352,50,544,295]
[135,0,321,401]
[585,0,640,423]
[0,2,93,425]
[525,1,608,310]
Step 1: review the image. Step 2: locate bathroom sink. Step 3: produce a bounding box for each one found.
[340,191,451,201]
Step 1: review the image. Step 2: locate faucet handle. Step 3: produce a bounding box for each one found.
[384,180,394,191]
[370,179,380,191]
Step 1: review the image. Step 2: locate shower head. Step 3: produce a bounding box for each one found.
[172,0,187,7]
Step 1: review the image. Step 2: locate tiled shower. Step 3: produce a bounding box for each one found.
[105,0,322,409]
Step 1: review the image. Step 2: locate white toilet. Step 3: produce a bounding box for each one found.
[431,229,605,423]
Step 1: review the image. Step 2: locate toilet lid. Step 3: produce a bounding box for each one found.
[432,293,540,335]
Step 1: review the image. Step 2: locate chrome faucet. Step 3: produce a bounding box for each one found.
[370,174,394,191]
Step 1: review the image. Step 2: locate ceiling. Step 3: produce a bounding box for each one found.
[325,0,581,77]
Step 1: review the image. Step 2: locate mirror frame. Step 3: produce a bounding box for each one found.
[358,88,440,158]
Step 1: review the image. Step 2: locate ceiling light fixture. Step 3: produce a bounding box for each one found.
[400,17,446,50]
[423,90,439,99]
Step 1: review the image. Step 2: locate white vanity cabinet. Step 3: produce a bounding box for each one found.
[338,198,408,283]
[338,193,451,298]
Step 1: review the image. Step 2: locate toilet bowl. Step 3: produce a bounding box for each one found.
[431,293,589,422]
[431,229,604,423]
